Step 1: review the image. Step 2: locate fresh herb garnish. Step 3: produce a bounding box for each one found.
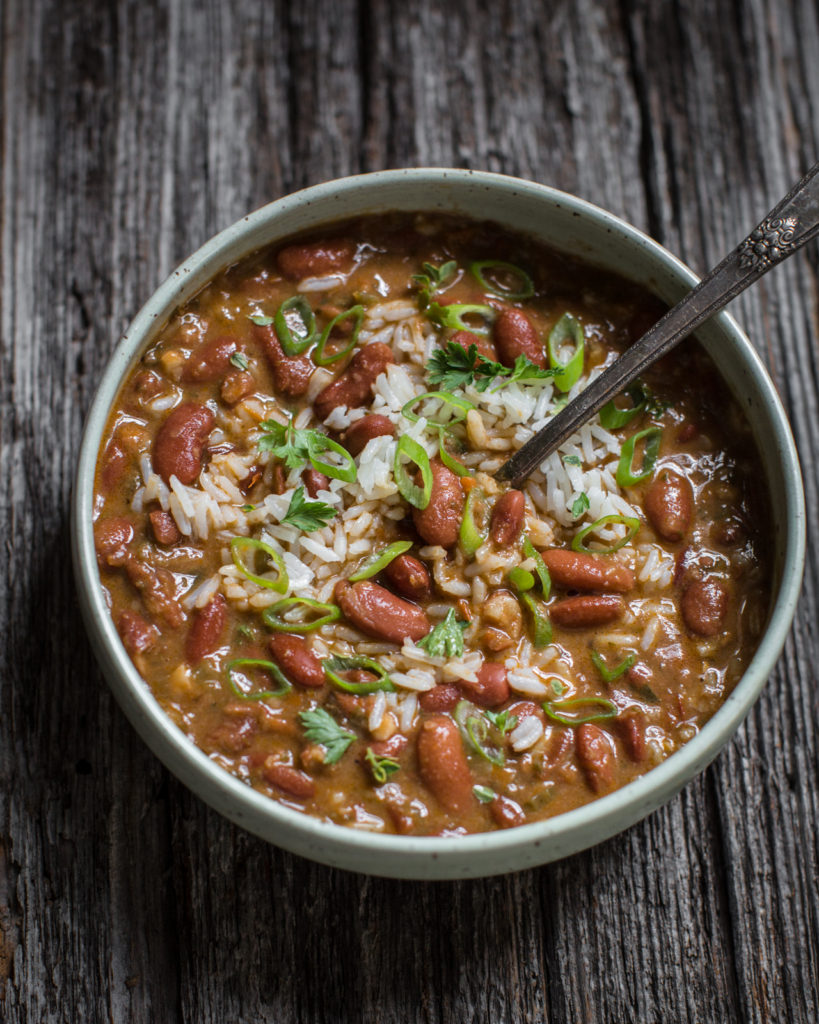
[590,650,635,684]
[473,784,496,804]
[365,747,400,784]
[417,608,468,658]
[485,709,519,735]
[426,341,554,394]
[249,313,274,326]
[571,492,590,518]
[229,351,249,370]
[563,454,582,466]
[281,486,336,532]
[258,418,356,482]
[240,503,255,512]
[550,677,567,696]
[412,260,458,307]
[298,708,355,764]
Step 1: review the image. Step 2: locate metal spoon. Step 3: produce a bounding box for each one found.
[495,162,819,487]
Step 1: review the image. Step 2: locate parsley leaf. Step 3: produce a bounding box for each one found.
[365,747,400,784]
[571,492,590,518]
[281,486,336,532]
[417,608,469,658]
[249,313,274,326]
[501,354,556,388]
[229,351,249,370]
[298,708,355,764]
[427,341,553,394]
[257,419,310,469]
[412,260,457,307]
[473,784,496,804]
[485,709,519,734]
[562,454,582,466]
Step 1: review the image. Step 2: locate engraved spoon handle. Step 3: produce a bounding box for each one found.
[495,162,819,486]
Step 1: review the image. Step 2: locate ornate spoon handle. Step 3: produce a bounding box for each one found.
[496,162,819,486]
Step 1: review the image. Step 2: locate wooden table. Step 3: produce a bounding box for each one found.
[2,1,817,1020]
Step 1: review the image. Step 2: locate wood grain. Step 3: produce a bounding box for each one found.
[1,0,817,1021]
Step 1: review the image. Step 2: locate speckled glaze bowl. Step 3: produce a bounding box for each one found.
[71,169,805,879]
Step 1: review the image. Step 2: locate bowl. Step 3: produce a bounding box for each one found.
[71,168,806,879]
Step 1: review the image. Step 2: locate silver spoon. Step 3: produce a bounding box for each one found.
[495,162,819,487]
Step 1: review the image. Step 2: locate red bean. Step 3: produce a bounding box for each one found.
[253,323,314,398]
[185,594,227,663]
[124,557,185,628]
[615,712,647,762]
[370,734,409,759]
[221,369,255,406]
[383,554,431,601]
[419,683,461,713]
[94,517,134,567]
[276,238,355,279]
[118,609,157,656]
[450,328,498,362]
[549,595,625,628]
[263,759,316,799]
[644,469,693,542]
[302,467,330,497]
[152,402,215,485]
[149,509,181,546]
[490,490,525,546]
[417,715,474,813]
[575,723,615,793]
[458,662,510,708]
[313,342,394,421]
[343,414,395,456]
[542,549,635,593]
[493,308,546,368]
[681,578,728,636]
[268,633,327,688]
[100,438,130,490]
[545,726,573,767]
[490,794,526,829]
[334,580,430,644]
[412,458,463,548]
[181,335,237,383]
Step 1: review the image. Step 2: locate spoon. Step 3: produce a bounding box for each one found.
[495,162,819,486]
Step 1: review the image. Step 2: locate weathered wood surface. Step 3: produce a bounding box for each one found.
[1,0,817,1020]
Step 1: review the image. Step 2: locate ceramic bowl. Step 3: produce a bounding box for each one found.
[72,169,805,879]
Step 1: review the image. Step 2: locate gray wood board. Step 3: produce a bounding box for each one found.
[1,0,817,1021]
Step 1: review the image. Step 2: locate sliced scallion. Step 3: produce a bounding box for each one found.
[261,597,340,632]
[274,295,317,356]
[365,747,400,783]
[454,700,505,766]
[470,259,534,300]
[616,427,662,487]
[226,659,292,700]
[437,430,471,477]
[348,540,413,582]
[542,697,618,726]
[548,313,585,393]
[508,566,535,593]
[323,655,395,694]
[459,487,488,557]
[522,536,551,599]
[571,514,640,555]
[427,302,496,336]
[230,536,289,593]
[599,384,647,430]
[401,391,475,428]
[590,650,635,683]
[394,435,433,509]
[308,434,357,483]
[520,591,552,648]
[313,305,365,366]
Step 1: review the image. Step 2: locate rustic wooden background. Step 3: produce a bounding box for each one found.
[1,0,817,1020]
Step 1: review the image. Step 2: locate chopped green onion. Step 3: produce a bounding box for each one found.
[563,454,582,466]
[348,540,413,582]
[572,514,640,554]
[274,295,316,355]
[616,427,662,487]
[542,697,618,726]
[427,302,496,336]
[571,492,590,518]
[261,597,340,633]
[227,659,291,700]
[365,747,400,783]
[454,700,505,765]
[470,260,534,300]
[459,487,488,557]
[313,305,365,366]
[401,391,475,428]
[519,591,552,648]
[548,313,585,393]
[229,351,249,371]
[508,566,535,592]
[522,537,551,599]
[394,435,433,509]
[308,434,357,483]
[249,313,274,326]
[473,784,496,804]
[437,430,471,477]
[230,537,288,593]
[599,384,647,430]
[590,650,635,683]
[323,655,395,694]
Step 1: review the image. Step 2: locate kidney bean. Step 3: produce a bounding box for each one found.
[416,715,474,813]
[489,489,525,546]
[450,328,498,362]
[118,609,157,655]
[94,517,134,567]
[253,323,314,397]
[681,578,728,636]
[575,723,615,794]
[419,683,461,713]
[387,804,416,835]
[149,509,181,546]
[134,370,165,401]
[542,549,634,593]
[303,467,330,497]
[343,413,395,456]
[152,402,215,485]
[412,458,463,548]
[493,308,546,368]
[549,594,625,628]
[333,691,369,720]
[221,369,255,406]
[268,633,327,688]
[677,421,699,443]
[185,594,227,664]
[334,580,430,644]
[124,557,185,628]
[100,438,130,490]
[507,699,545,724]
[458,662,509,708]
[383,553,431,601]
[370,734,409,759]
[615,712,647,762]
[181,335,237,383]
[262,758,316,799]
[490,794,526,829]
[276,238,355,279]
[313,342,394,421]
[545,726,573,767]
[644,469,693,542]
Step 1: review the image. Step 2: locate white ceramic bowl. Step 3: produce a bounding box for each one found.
[72,169,805,879]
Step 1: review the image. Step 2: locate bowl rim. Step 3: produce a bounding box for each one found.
[72,167,806,876]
